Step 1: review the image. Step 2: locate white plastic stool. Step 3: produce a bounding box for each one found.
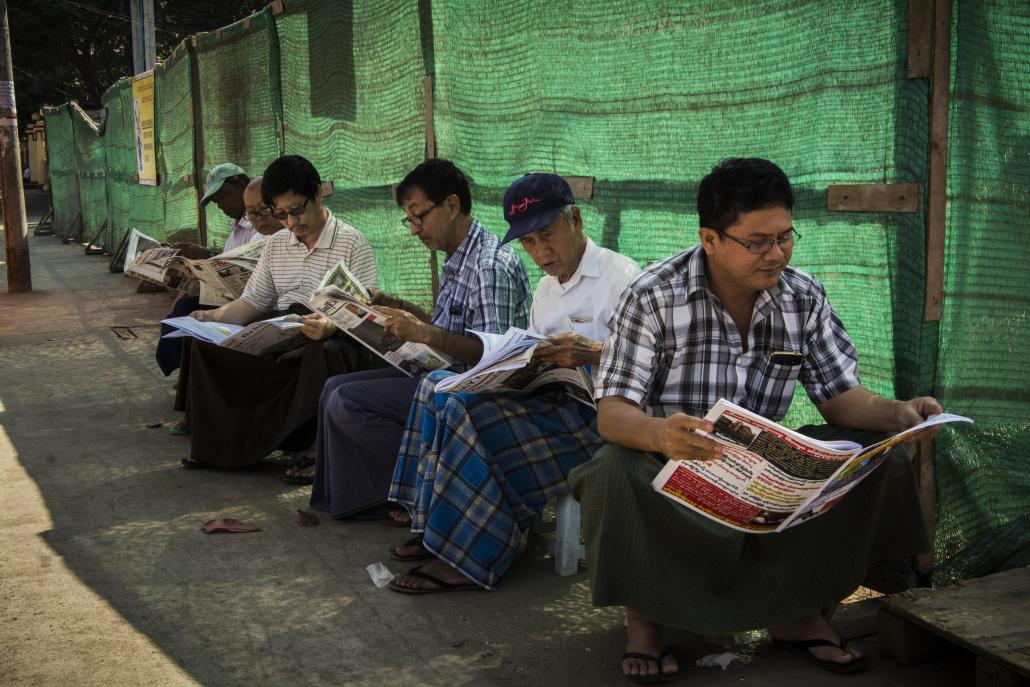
[530,493,585,576]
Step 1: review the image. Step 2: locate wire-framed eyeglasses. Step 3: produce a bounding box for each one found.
[720,228,800,255]
[245,207,274,222]
[401,203,441,228]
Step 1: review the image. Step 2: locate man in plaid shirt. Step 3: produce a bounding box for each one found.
[307,159,531,515]
[570,158,945,682]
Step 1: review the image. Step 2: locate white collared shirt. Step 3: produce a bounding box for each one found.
[222,215,259,252]
[529,237,640,342]
[241,209,378,312]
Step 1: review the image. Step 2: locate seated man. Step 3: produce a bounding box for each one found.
[156,174,282,377]
[174,154,380,468]
[385,173,640,594]
[307,159,531,514]
[568,158,943,682]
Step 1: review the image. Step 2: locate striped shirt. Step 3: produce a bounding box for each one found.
[431,219,530,335]
[241,209,378,312]
[597,245,860,421]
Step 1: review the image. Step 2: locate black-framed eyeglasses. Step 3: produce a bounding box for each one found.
[245,207,274,222]
[270,197,311,221]
[401,203,441,228]
[720,228,800,255]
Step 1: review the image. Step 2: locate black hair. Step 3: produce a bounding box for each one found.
[226,173,250,188]
[261,155,321,205]
[697,158,794,232]
[395,159,472,215]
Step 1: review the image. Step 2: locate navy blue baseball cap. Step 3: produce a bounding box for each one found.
[501,173,575,244]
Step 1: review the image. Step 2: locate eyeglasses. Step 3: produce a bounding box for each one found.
[401,203,441,228]
[270,197,311,221]
[720,228,800,255]
[245,207,274,221]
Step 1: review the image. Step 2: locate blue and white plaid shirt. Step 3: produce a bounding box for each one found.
[430,219,530,337]
[597,245,860,421]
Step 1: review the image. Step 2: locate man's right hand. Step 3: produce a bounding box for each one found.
[189,309,216,322]
[656,413,722,462]
[171,242,211,260]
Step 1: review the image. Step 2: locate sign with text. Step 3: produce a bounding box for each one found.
[131,72,157,185]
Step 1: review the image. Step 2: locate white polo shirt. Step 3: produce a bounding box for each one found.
[241,209,378,312]
[529,237,640,342]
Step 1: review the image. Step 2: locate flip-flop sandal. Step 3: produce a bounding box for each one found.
[167,422,189,436]
[772,638,867,674]
[390,536,434,562]
[383,509,413,527]
[387,564,480,595]
[283,456,316,484]
[621,647,678,684]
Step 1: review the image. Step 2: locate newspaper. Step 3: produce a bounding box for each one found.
[309,286,453,377]
[318,259,371,304]
[163,238,266,305]
[125,246,181,286]
[433,327,596,407]
[651,399,973,533]
[161,314,306,357]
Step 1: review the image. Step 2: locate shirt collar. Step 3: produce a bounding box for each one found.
[288,209,336,251]
[554,237,601,290]
[442,219,483,277]
[687,244,793,309]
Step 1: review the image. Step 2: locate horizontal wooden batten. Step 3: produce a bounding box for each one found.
[826,183,921,213]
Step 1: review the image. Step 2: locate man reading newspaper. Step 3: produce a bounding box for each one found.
[172,155,380,470]
[155,169,283,376]
[383,173,640,594]
[568,158,944,681]
[305,159,530,508]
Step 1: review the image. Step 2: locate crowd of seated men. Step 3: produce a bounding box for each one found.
[154,154,944,684]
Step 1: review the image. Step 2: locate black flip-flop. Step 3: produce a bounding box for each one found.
[387,564,480,595]
[772,637,867,674]
[283,456,316,484]
[622,647,678,684]
[390,536,434,562]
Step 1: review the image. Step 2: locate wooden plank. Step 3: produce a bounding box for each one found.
[978,656,1030,687]
[882,567,1030,677]
[879,607,953,665]
[187,41,208,246]
[916,437,937,575]
[827,183,921,212]
[565,176,595,200]
[319,180,334,198]
[924,0,951,321]
[423,75,435,160]
[908,0,933,78]
[269,0,285,16]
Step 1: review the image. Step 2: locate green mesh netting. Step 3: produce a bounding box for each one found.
[38,0,1027,584]
[931,0,1030,583]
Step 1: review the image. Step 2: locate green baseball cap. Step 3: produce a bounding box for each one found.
[200,162,247,205]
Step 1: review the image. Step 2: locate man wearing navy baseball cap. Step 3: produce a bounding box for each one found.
[385,172,641,596]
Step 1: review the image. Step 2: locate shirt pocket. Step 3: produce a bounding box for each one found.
[744,355,803,419]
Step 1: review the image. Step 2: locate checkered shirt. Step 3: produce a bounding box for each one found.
[430,219,530,335]
[597,245,861,421]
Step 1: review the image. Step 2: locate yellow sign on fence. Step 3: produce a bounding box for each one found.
[131,72,157,185]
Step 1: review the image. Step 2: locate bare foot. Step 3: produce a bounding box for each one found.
[386,509,412,526]
[285,455,316,480]
[770,610,863,666]
[623,608,678,681]
[390,558,476,591]
[390,538,428,559]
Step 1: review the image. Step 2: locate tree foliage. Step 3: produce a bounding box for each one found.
[10,0,265,132]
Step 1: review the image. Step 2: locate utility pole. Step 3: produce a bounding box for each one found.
[0,0,30,292]
[129,0,156,74]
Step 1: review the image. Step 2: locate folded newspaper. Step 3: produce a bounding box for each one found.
[433,327,595,407]
[309,276,453,377]
[123,228,266,305]
[652,399,973,533]
[160,314,305,357]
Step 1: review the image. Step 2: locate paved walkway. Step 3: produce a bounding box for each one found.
[0,193,974,685]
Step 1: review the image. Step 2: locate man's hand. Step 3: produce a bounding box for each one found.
[377,306,432,344]
[895,396,944,443]
[656,414,722,462]
[170,242,211,260]
[532,332,603,368]
[369,289,404,310]
[299,313,337,341]
[190,308,218,322]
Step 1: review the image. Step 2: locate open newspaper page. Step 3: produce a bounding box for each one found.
[309,287,453,377]
[125,245,180,286]
[161,314,306,357]
[319,259,371,303]
[651,399,972,534]
[124,228,162,268]
[434,328,595,407]
[163,238,267,306]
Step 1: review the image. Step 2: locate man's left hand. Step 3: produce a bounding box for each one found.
[377,306,431,344]
[299,313,336,341]
[896,396,944,442]
[532,332,603,368]
[170,242,211,260]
